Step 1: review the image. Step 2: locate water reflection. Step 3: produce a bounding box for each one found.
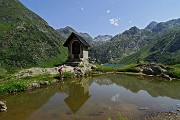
[108,75,180,99]
[62,79,91,113]
[1,74,180,120]
[94,77,113,86]
[0,84,61,120]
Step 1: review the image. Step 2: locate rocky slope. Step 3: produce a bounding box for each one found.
[94,35,113,45]
[0,0,67,71]
[89,26,152,63]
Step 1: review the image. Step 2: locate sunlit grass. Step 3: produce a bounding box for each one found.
[108,113,128,120]
[0,81,26,94]
[166,67,180,79]
[95,64,139,73]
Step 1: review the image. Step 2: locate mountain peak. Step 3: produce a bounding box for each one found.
[145,21,158,30]
[129,26,139,31]
[93,35,113,45]
[57,26,77,37]
[122,26,140,35]
[94,35,113,41]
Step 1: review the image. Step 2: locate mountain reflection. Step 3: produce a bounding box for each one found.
[94,77,113,86]
[100,74,180,100]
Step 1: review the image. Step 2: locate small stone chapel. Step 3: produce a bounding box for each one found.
[63,32,91,64]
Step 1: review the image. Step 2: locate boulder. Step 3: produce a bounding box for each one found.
[140,63,166,75]
[151,66,164,75]
[74,67,85,77]
[0,101,7,112]
[39,81,50,86]
[51,79,59,84]
[61,65,74,73]
[138,63,172,80]
[142,67,154,75]
[28,82,40,90]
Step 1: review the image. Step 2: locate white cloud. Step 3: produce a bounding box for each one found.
[109,18,120,27]
[129,21,132,23]
[107,10,111,14]
[81,7,84,11]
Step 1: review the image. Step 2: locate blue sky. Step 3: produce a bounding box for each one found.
[19,0,180,37]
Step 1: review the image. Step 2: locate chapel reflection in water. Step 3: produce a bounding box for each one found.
[60,78,91,113]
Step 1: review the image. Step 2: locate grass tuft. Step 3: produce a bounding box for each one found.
[108,113,128,120]
[0,81,26,95]
[166,67,180,79]
[95,64,139,73]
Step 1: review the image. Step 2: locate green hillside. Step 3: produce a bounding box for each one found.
[119,28,180,65]
[89,26,152,63]
[89,18,180,65]
[145,28,180,64]
[0,0,67,71]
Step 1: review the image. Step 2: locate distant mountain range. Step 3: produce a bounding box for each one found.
[89,18,180,65]
[57,26,112,46]
[0,0,180,72]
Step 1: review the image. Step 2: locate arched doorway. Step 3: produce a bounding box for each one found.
[72,41,80,59]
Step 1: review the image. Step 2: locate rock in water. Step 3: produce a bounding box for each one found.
[0,101,7,112]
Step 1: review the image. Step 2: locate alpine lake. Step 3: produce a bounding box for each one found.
[1,74,180,120]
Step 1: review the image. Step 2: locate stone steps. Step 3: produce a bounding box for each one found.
[65,62,80,67]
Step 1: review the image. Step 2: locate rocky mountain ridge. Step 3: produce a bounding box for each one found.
[57,26,113,46]
[94,35,113,45]
[89,18,180,64]
[57,26,95,46]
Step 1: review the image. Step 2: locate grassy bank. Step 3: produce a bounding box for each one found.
[95,64,139,73]
[0,74,53,95]
[166,64,180,79]
[1,63,180,96]
[95,63,180,79]
[0,71,75,95]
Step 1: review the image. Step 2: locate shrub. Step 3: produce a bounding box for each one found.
[62,72,75,78]
[166,67,180,79]
[85,70,93,76]
[79,64,84,68]
[0,81,26,95]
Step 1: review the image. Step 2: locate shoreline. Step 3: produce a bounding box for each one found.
[1,71,180,119]
[0,70,180,97]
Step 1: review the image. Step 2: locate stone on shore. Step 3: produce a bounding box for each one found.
[0,101,7,112]
[138,63,172,80]
[27,82,40,90]
[14,67,59,78]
